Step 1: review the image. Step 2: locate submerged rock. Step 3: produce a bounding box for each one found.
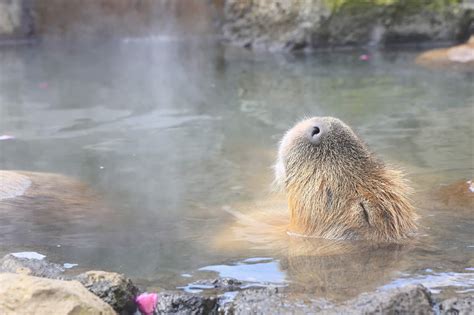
[0,254,65,279]
[222,0,473,51]
[76,270,139,314]
[0,273,115,315]
[437,296,474,315]
[156,291,218,315]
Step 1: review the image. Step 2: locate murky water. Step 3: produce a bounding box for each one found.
[0,38,473,302]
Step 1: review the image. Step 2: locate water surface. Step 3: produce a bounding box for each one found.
[0,38,472,302]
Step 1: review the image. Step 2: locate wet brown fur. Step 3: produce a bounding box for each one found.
[0,171,112,245]
[275,117,417,242]
[416,36,474,71]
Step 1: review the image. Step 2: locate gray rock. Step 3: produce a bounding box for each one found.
[222,286,330,315]
[224,284,434,315]
[437,296,474,315]
[324,284,434,315]
[76,270,139,314]
[0,254,65,279]
[222,0,328,51]
[0,0,34,39]
[187,278,243,293]
[222,0,474,51]
[156,291,218,315]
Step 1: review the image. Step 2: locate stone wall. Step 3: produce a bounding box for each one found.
[1,0,472,48]
[34,0,223,39]
[0,0,33,39]
[222,0,474,51]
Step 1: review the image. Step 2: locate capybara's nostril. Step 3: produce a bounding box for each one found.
[311,126,320,137]
[308,125,322,144]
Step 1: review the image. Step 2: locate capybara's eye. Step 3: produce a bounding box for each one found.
[360,202,370,226]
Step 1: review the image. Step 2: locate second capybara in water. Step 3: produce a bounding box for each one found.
[0,170,112,246]
[274,116,418,242]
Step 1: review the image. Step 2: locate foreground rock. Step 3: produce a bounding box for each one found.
[222,286,329,314]
[0,253,65,279]
[156,291,218,314]
[222,0,473,51]
[0,273,115,315]
[222,284,435,314]
[76,270,139,314]
[0,253,471,314]
[325,284,434,314]
[417,36,474,70]
[437,296,474,315]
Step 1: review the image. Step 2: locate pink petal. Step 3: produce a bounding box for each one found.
[135,292,158,315]
[0,135,15,141]
[359,54,369,61]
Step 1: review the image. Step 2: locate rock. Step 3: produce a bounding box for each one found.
[223,286,329,314]
[76,270,138,314]
[417,37,474,70]
[34,0,221,40]
[222,0,328,51]
[187,278,243,293]
[325,284,434,314]
[0,273,115,315]
[0,254,65,279]
[437,296,474,315]
[225,285,434,314]
[156,291,218,315]
[0,0,34,39]
[222,0,473,51]
[0,0,22,36]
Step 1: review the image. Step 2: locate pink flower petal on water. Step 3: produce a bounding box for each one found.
[136,292,158,315]
[0,135,15,141]
[38,82,49,89]
[359,54,369,61]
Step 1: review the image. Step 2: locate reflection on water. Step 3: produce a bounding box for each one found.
[200,258,286,284]
[0,38,472,302]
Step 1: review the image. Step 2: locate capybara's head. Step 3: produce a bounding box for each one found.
[275,117,417,242]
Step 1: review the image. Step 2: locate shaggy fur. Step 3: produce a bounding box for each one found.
[275,117,417,242]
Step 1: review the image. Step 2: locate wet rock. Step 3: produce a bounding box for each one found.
[222,0,328,51]
[437,296,474,315]
[156,291,218,315]
[76,270,139,314]
[223,286,329,314]
[0,254,65,279]
[0,273,115,315]
[222,0,473,51]
[325,284,434,314]
[224,284,434,314]
[417,37,474,71]
[188,278,243,293]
